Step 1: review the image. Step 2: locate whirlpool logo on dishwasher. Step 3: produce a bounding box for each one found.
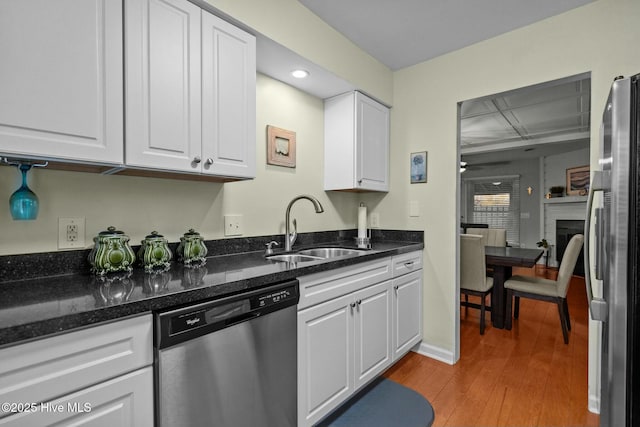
[186,317,201,326]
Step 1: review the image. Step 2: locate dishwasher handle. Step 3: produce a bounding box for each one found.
[156,280,299,350]
[225,311,260,328]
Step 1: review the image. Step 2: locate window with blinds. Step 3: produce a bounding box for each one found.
[464,177,520,245]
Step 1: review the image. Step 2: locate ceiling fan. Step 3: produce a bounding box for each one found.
[460,160,510,172]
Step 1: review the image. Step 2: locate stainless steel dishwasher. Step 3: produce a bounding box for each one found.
[155,280,299,427]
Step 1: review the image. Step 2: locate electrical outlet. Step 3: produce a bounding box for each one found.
[370,212,380,228]
[67,224,78,241]
[58,217,85,249]
[224,215,243,236]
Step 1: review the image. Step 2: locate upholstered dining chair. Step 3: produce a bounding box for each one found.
[460,234,493,334]
[467,227,507,277]
[466,227,507,247]
[504,234,584,344]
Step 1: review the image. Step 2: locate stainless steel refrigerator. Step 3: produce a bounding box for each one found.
[586,73,640,427]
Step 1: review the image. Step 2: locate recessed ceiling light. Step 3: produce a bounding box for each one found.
[291,69,309,79]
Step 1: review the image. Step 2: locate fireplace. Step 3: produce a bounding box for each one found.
[556,220,585,276]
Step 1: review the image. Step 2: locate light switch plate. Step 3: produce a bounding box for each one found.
[370,213,380,228]
[224,215,243,236]
[409,201,420,217]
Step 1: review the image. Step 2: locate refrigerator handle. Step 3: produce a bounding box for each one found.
[584,170,609,322]
[594,207,605,280]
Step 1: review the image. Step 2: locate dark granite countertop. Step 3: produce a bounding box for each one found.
[0,231,423,348]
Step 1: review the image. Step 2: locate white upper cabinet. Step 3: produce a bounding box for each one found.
[324,92,390,192]
[0,0,123,164]
[125,0,202,172]
[201,13,256,178]
[125,0,256,178]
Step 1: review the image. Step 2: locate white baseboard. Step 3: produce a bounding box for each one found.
[588,393,600,414]
[413,341,456,365]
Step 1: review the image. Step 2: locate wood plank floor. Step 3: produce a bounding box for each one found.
[385,266,600,427]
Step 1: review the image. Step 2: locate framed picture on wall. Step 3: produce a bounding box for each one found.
[410,151,427,183]
[566,165,590,195]
[267,125,296,168]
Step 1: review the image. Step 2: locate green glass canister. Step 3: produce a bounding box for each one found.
[88,226,137,275]
[176,228,208,267]
[138,231,172,272]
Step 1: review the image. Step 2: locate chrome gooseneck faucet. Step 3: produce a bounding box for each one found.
[285,195,324,252]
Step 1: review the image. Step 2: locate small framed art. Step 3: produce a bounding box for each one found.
[267,125,296,168]
[410,151,427,183]
[566,165,590,195]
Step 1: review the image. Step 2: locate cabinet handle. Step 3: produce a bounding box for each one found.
[205,158,214,166]
[394,285,399,291]
[356,299,362,306]
[350,302,356,308]
[358,179,363,185]
[404,261,414,268]
[192,156,202,164]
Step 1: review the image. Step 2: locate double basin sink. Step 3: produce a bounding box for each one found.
[267,247,367,263]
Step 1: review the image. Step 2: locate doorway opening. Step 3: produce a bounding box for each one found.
[456,71,591,354]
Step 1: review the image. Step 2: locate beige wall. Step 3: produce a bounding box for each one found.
[382,0,639,407]
[0,74,359,255]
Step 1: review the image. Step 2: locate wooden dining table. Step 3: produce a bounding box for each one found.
[485,246,544,329]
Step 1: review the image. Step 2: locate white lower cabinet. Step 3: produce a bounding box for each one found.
[297,252,422,427]
[0,368,153,427]
[0,315,153,426]
[298,281,392,427]
[353,281,393,388]
[298,293,353,427]
[392,270,423,360]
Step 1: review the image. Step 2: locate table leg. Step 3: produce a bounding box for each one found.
[491,265,513,329]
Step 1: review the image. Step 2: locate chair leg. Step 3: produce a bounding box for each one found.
[514,296,520,319]
[505,290,513,330]
[480,294,486,335]
[557,300,569,344]
[563,298,571,331]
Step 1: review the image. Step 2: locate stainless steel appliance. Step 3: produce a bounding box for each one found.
[586,73,640,427]
[155,280,299,427]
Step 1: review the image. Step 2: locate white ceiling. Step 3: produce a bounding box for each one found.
[461,73,591,166]
[297,0,596,71]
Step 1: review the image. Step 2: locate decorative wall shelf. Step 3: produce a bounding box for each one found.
[543,196,588,204]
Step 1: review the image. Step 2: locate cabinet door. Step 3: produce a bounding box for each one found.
[356,92,389,191]
[0,314,152,410]
[298,294,353,427]
[355,92,389,191]
[125,0,202,172]
[202,12,256,178]
[392,270,423,360]
[0,367,153,427]
[0,0,123,164]
[353,281,392,390]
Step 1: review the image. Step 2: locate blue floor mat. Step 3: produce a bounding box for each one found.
[317,377,435,427]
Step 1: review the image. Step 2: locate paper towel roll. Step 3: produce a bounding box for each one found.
[358,204,367,238]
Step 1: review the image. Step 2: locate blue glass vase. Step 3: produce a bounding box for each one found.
[10,164,39,220]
